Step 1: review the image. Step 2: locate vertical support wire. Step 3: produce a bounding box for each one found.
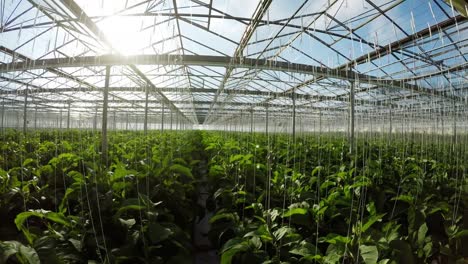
[23,85,28,134]
[144,84,149,134]
[349,81,355,154]
[67,101,71,130]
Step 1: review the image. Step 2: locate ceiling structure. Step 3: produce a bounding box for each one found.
[0,0,467,126]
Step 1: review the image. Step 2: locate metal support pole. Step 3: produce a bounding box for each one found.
[292,93,296,140]
[319,111,322,135]
[250,110,254,133]
[23,86,28,134]
[126,112,129,130]
[389,106,393,141]
[113,111,116,130]
[170,109,173,130]
[93,106,98,131]
[349,81,355,154]
[176,114,179,131]
[67,101,71,129]
[144,85,149,134]
[102,66,111,165]
[265,105,269,135]
[34,105,37,129]
[452,100,457,153]
[1,99,4,131]
[59,110,63,129]
[161,102,165,132]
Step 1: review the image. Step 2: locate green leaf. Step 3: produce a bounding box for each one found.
[391,194,414,204]
[417,223,428,246]
[148,222,173,244]
[44,212,71,227]
[377,259,390,264]
[423,241,433,258]
[362,213,386,233]
[366,202,377,216]
[169,164,193,178]
[111,162,132,182]
[359,245,378,264]
[221,238,245,253]
[15,210,70,244]
[282,207,308,217]
[0,241,20,263]
[244,225,273,242]
[453,229,468,239]
[115,199,146,218]
[320,180,336,190]
[221,239,250,264]
[119,218,136,229]
[311,166,323,177]
[289,241,321,257]
[208,165,224,178]
[229,154,244,163]
[322,233,350,245]
[18,243,40,264]
[68,171,84,183]
[59,187,76,213]
[0,241,40,264]
[22,158,36,167]
[210,212,237,224]
[15,211,43,231]
[324,244,344,264]
[273,226,293,241]
[250,236,262,249]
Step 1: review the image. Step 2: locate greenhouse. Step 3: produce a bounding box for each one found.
[0,0,467,263]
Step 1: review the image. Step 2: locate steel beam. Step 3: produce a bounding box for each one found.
[1,54,458,99]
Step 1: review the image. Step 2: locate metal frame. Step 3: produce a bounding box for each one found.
[0,0,466,126]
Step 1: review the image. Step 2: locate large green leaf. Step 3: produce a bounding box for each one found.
[323,243,344,264]
[359,245,378,264]
[361,213,386,233]
[15,210,71,244]
[282,207,308,217]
